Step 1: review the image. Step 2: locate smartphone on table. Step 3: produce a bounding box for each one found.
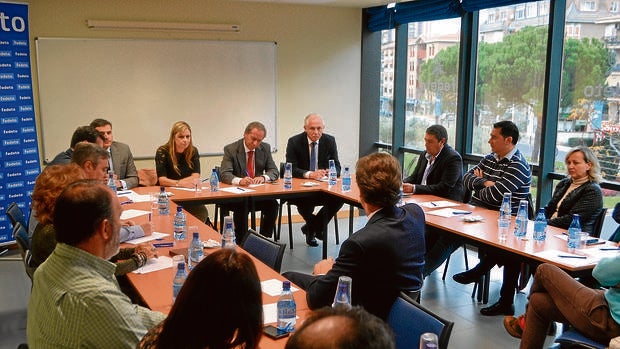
[263,325,289,339]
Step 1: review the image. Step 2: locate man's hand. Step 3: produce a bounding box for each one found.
[402,183,414,193]
[313,257,334,275]
[309,169,328,180]
[135,243,157,259]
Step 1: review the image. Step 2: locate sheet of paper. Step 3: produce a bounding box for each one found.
[132,256,173,274]
[425,208,460,218]
[533,249,599,267]
[261,278,300,297]
[419,200,460,209]
[220,187,256,194]
[125,232,169,245]
[262,303,299,325]
[173,187,203,192]
[579,247,620,260]
[120,209,151,220]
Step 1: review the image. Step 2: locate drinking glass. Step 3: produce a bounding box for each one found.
[193,177,202,193]
[498,218,510,242]
[578,232,589,250]
[419,332,439,349]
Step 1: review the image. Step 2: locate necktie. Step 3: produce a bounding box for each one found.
[310,142,317,171]
[247,150,255,178]
[421,156,433,185]
[107,148,114,172]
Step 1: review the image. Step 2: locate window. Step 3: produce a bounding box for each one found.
[515,5,526,19]
[473,1,549,165]
[582,1,597,11]
[379,29,396,144]
[558,1,620,184]
[526,3,538,18]
[612,1,619,12]
[404,19,460,150]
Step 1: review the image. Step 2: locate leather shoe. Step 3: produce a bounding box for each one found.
[301,225,319,247]
[480,301,514,316]
[452,269,484,285]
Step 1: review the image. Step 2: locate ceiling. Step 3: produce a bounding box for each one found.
[237,0,388,9]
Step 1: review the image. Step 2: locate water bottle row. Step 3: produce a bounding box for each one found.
[498,191,584,249]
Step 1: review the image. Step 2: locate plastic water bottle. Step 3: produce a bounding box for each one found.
[332,275,352,309]
[158,186,169,215]
[328,159,337,188]
[107,170,117,192]
[222,215,236,249]
[341,166,351,192]
[188,232,203,270]
[283,162,293,190]
[533,208,547,242]
[500,192,512,221]
[173,205,186,241]
[277,281,296,333]
[514,199,528,238]
[172,261,187,302]
[209,168,219,192]
[567,214,581,249]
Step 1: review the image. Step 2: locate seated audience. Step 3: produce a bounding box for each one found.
[90,118,139,189]
[220,121,279,239]
[30,164,155,275]
[285,306,396,349]
[453,146,603,316]
[27,180,165,347]
[48,125,103,165]
[400,124,465,277]
[71,142,110,182]
[155,121,208,222]
[285,113,344,246]
[137,248,263,349]
[283,153,425,320]
[503,258,620,348]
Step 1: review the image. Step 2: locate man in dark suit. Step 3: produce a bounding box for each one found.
[48,125,104,165]
[285,113,344,246]
[402,124,464,202]
[401,125,467,278]
[283,153,425,320]
[220,121,279,239]
[90,118,139,189]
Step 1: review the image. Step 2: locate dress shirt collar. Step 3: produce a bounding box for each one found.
[425,145,444,163]
[494,146,517,162]
[307,137,320,146]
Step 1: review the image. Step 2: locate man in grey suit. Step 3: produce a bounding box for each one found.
[90,118,139,189]
[220,121,279,240]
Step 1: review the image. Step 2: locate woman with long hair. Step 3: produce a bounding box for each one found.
[138,249,263,349]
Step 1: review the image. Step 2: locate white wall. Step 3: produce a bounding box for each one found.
[26,0,362,173]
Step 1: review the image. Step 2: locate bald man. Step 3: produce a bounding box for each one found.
[285,306,395,349]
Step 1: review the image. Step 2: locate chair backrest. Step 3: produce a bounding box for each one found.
[555,328,607,349]
[387,292,454,349]
[241,229,286,272]
[590,208,607,239]
[12,222,34,280]
[7,202,27,228]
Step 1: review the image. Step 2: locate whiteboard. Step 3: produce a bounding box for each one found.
[35,38,277,161]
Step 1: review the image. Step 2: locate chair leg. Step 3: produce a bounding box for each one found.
[463,244,469,270]
[287,203,294,250]
[441,255,452,281]
[348,205,354,237]
[277,202,284,242]
[214,204,219,231]
[333,214,340,245]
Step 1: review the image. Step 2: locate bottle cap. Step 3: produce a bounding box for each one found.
[193,232,199,238]
[177,206,183,212]
[283,280,291,290]
[177,262,185,269]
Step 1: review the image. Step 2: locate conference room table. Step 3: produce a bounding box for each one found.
[121,199,310,348]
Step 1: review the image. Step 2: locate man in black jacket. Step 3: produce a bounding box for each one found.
[285,113,344,246]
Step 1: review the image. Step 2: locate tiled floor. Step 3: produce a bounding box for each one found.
[1,212,577,349]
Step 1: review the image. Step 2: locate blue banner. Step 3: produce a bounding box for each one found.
[0,2,39,245]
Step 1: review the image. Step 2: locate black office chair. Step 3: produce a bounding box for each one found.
[387,291,454,349]
[7,202,27,229]
[241,229,286,272]
[590,208,607,239]
[12,222,34,280]
[276,162,341,249]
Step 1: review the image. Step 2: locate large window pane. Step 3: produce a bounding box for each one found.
[404,18,461,150]
[473,2,549,165]
[380,29,396,144]
[558,1,620,188]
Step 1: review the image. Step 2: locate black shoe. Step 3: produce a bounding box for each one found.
[480,301,514,316]
[301,224,319,247]
[453,269,484,285]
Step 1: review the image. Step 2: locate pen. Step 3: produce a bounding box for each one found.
[452,211,472,215]
[117,190,132,195]
[557,254,587,259]
[236,187,246,191]
[600,247,620,251]
[201,178,209,182]
[153,242,174,248]
[120,200,134,205]
[430,202,437,207]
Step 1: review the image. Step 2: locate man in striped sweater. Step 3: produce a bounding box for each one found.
[452,120,532,316]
